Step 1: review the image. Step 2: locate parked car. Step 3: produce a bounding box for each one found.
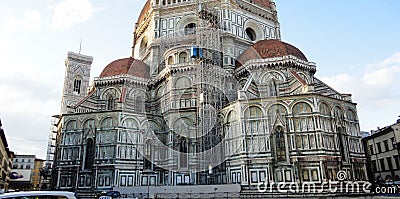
[0,191,77,199]
[104,191,121,198]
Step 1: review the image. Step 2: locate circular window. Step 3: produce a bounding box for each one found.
[245,28,256,41]
[184,23,196,35]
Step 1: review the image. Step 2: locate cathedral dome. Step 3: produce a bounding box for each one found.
[137,0,151,26]
[250,0,273,9]
[100,57,150,79]
[237,39,308,67]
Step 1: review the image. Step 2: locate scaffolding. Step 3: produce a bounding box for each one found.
[156,26,196,74]
[194,0,227,184]
[153,0,236,184]
[43,115,60,189]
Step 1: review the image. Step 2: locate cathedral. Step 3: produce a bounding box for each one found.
[50,0,367,196]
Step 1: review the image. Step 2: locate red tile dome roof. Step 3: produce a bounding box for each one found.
[137,0,151,26]
[250,0,272,9]
[100,57,150,79]
[237,39,308,67]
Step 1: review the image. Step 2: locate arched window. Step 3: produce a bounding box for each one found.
[227,111,237,124]
[106,95,115,110]
[144,140,152,169]
[245,27,256,41]
[156,86,164,98]
[66,120,78,130]
[244,106,263,152]
[319,103,331,116]
[101,118,115,128]
[293,102,312,114]
[346,109,357,121]
[73,76,82,94]
[168,56,174,65]
[132,90,146,112]
[84,138,95,170]
[333,106,344,120]
[140,36,148,54]
[275,126,286,161]
[226,111,239,154]
[179,137,188,168]
[319,102,332,132]
[135,95,144,112]
[179,52,188,63]
[122,118,139,129]
[184,23,196,35]
[244,106,262,119]
[292,102,313,133]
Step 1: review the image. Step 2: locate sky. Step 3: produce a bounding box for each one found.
[0,0,399,159]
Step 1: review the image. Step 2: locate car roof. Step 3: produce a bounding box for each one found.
[0,191,76,199]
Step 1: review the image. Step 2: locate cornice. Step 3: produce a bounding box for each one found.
[235,55,317,76]
[94,75,149,87]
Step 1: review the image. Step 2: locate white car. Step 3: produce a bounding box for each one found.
[98,196,112,199]
[0,191,77,199]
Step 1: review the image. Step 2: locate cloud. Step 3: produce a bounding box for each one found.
[0,67,60,113]
[2,0,99,32]
[0,35,11,58]
[50,0,98,30]
[361,52,400,88]
[381,52,400,66]
[320,73,356,93]
[3,116,50,159]
[363,66,400,87]
[0,70,59,159]
[3,10,42,30]
[321,52,400,131]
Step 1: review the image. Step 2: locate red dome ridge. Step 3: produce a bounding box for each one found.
[237,39,308,67]
[100,57,150,79]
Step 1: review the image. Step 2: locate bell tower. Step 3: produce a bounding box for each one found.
[61,51,93,114]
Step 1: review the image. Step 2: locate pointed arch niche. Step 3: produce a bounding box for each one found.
[260,71,285,97]
[82,119,95,171]
[273,125,287,162]
[267,104,287,126]
[130,90,147,112]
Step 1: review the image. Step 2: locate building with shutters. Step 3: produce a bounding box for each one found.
[0,119,14,192]
[9,155,44,191]
[363,119,400,184]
